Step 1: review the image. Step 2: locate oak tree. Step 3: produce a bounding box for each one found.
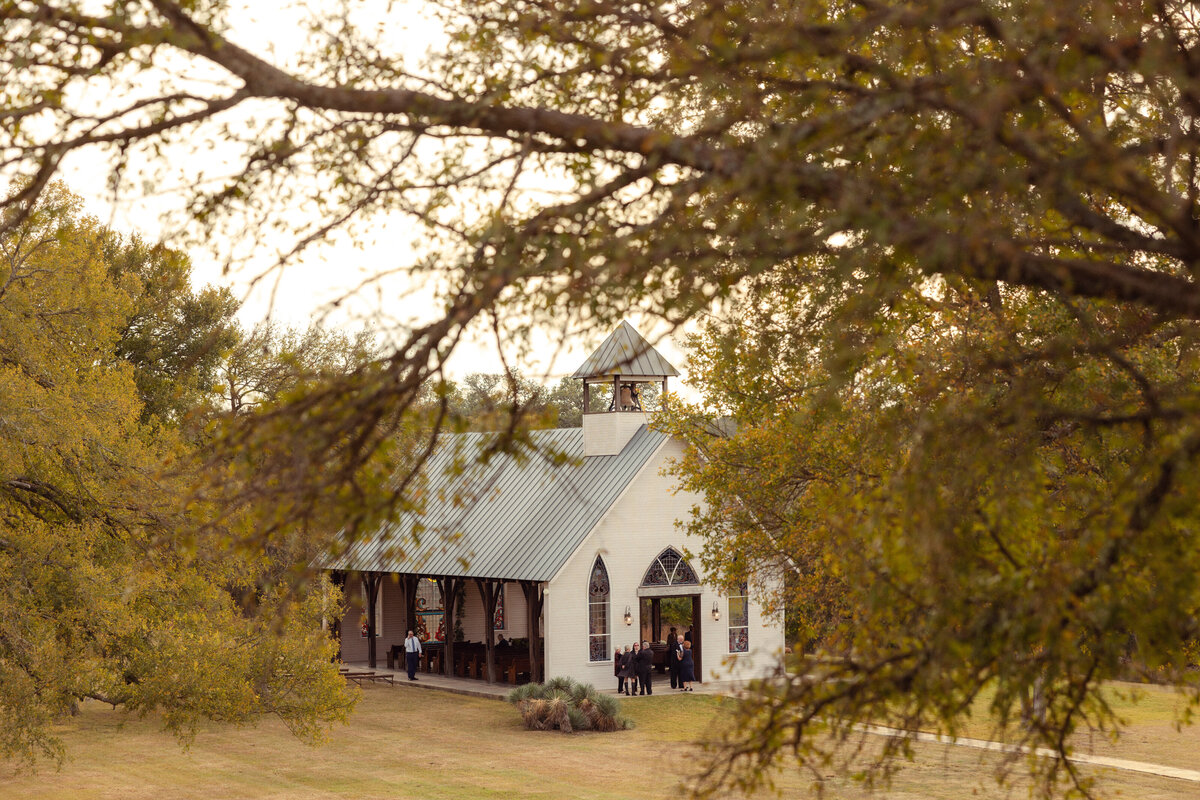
[0,184,354,766]
[8,1,1200,794]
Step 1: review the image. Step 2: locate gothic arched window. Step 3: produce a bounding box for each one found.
[588,557,610,661]
[640,547,700,587]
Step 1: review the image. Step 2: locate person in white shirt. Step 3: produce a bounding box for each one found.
[404,630,423,681]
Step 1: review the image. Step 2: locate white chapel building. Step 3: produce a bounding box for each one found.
[327,322,785,688]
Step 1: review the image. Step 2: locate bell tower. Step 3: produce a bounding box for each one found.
[572,321,680,457]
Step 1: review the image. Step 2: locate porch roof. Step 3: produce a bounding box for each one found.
[323,425,667,582]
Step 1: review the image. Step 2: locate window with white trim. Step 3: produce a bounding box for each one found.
[728,583,749,653]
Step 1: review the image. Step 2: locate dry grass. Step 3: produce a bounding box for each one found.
[0,683,1197,799]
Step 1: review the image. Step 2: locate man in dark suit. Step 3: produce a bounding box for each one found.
[635,640,654,695]
[667,626,682,689]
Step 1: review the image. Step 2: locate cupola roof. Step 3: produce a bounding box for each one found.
[570,320,680,379]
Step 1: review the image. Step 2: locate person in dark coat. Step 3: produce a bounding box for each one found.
[617,644,636,695]
[614,645,623,693]
[678,640,696,691]
[633,642,643,695]
[666,627,681,689]
[635,639,654,695]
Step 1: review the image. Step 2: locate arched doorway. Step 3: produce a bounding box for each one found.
[637,547,702,682]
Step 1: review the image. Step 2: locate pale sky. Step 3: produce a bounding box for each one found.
[58,0,693,387]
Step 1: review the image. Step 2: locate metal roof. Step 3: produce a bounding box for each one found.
[571,321,680,379]
[323,426,667,581]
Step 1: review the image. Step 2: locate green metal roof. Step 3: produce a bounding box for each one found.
[323,425,668,581]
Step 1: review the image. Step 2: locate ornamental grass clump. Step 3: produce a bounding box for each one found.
[507,678,631,733]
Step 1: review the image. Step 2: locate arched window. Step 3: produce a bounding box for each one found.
[588,557,610,661]
[641,547,700,587]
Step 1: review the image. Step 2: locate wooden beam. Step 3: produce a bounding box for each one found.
[475,578,501,684]
[399,574,419,635]
[520,580,545,683]
[436,576,465,676]
[364,572,382,669]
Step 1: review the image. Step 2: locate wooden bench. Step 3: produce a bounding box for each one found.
[341,670,395,686]
[454,643,485,677]
[501,654,531,684]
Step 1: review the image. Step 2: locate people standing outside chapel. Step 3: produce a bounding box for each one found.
[629,642,643,694]
[404,629,422,681]
[635,640,654,695]
[678,640,696,692]
[617,644,635,695]
[666,627,682,689]
[614,645,624,693]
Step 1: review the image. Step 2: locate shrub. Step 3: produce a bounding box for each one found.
[507,677,631,733]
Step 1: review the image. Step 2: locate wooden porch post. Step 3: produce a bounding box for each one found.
[652,597,662,642]
[520,580,544,683]
[363,572,382,669]
[399,574,419,635]
[475,578,501,684]
[436,576,464,676]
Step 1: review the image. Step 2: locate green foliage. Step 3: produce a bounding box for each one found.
[507,678,630,733]
[0,184,355,766]
[13,2,1200,796]
[215,322,378,416]
[658,274,1200,797]
[101,232,239,426]
[656,597,692,633]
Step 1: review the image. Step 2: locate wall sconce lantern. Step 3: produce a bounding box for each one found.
[711,601,721,622]
[624,606,633,626]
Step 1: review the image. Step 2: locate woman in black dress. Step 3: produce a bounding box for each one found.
[678,640,695,691]
[617,644,636,695]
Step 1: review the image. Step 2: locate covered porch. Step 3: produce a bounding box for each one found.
[331,570,546,686]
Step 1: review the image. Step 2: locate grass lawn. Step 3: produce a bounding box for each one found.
[1,683,1198,799]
